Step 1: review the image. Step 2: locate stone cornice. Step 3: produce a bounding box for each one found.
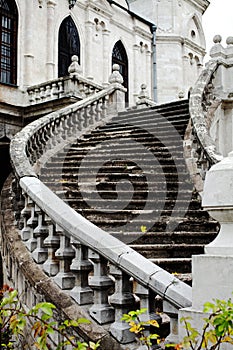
[183,0,210,14]
[156,35,205,54]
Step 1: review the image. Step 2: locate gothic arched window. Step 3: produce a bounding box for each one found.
[58,16,80,77]
[0,0,18,85]
[112,41,128,102]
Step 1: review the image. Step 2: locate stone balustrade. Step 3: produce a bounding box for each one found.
[27,56,103,105]
[186,58,223,192]
[8,66,192,348]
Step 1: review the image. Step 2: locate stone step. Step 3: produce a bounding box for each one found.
[150,258,191,274]
[111,231,217,245]
[130,243,204,259]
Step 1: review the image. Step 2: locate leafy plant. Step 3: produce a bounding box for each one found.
[121,307,160,349]
[0,284,100,350]
[176,297,233,350]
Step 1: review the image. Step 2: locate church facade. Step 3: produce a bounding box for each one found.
[0,0,209,141]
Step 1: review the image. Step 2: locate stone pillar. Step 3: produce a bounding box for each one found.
[24,0,34,86]
[46,1,56,80]
[133,44,140,103]
[85,21,94,79]
[146,48,152,92]
[102,29,110,85]
[179,152,233,349]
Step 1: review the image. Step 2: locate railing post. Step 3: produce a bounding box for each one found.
[42,215,60,276]
[54,225,75,290]
[109,264,135,344]
[32,205,48,263]
[70,240,93,305]
[108,64,126,115]
[88,250,115,324]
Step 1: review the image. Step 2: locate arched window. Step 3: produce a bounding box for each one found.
[58,16,80,77]
[0,0,18,85]
[112,40,128,103]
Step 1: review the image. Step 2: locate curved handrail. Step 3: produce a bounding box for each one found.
[189,60,223,166]
[10,83,122,179]
[9,79,192,345]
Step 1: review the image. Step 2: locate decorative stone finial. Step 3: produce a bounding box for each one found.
[138,84,149,99]
[68,55,82,76]
[226,36,233,46]
[109,64,124,84]
[213,35,222,44]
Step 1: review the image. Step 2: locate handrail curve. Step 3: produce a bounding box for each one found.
[9,79,192,346]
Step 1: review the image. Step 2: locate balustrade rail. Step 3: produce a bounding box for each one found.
[186,60,223,191]
[9,72,192,347]
[27,75,103,105]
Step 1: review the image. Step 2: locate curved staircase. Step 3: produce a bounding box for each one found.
[40,99,218,283]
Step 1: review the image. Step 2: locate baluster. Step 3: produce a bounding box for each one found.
[21,194,32,241]
[135,284,161,350]
[32,205,48,264]
[77,109,85,131]
[85,105,92,126]
[25,197,38,252]
[40,86,45,101]
[35,88,41,103]
[102,96,108,119]
[70,240,93,305]
[11,178,24,228]
[89,103,95,125]
[163,301,179,345]
[95,100,102,122]
[82,107,88,128]
[43,215,60,276]
[28,90,35,103]
[54,225,75,290]
[58,81,64,96]
[109,264,135,343]
[88,250,115,324]
[51,82,58,97]
[45,84,52,100]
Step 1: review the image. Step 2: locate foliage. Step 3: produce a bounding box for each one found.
[0,284,100,350]
[121,307,160,349]
[176,296,233,350]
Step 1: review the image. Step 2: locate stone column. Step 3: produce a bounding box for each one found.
[133,44,140,103]
[24,0,34,86]
[85,21,94,79]
[146,48,152,93]
[102,29,110,85]
[46,1,57,80]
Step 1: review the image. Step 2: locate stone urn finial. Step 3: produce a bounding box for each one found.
[109,64,124,84]
[68,55,82,77]
[213,34,222,45]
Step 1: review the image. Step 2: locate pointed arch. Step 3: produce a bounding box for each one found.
[112,40,128,102]
[0,0,18,85]
[58,16,80,77]
[185,13,206,48]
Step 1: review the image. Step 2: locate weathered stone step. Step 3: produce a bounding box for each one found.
[111,231,217,245]
[82,118,188,137]
[149,257,192,274]
[130,243,204,259]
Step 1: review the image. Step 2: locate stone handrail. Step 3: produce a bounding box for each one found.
[9,72,191,346]
[186,59,223,191]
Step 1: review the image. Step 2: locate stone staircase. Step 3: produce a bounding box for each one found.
[40,99,218,283]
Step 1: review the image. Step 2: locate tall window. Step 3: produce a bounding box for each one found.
[112,41,128,102]
[58,16,80,77]
[0,0,18,85]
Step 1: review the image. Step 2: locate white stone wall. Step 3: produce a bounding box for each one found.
[128,0,208,103]
[6,0,152,107]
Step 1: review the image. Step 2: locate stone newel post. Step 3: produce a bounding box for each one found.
[179,152,233,348]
